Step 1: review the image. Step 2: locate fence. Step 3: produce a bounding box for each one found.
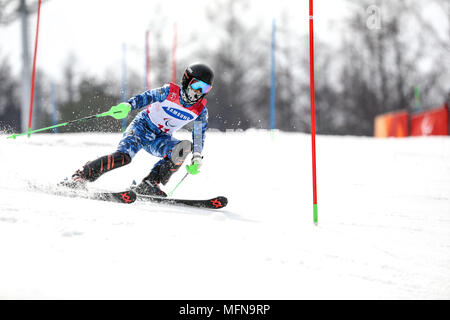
[374,104,448,137]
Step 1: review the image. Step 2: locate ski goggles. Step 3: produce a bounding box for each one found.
[189,78,212,94]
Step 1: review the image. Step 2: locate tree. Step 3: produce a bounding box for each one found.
[57,56,122,133]
[0,55,20,132]
[32,68,52,130]
[202,0,270,131]
[58,75,122,133]
[334,0,450,135]
[145,3,171,88]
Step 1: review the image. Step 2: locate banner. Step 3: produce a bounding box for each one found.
[374,110,409,138]
[410,104,449,136]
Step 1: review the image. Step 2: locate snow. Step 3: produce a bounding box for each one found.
[0,130,449,299]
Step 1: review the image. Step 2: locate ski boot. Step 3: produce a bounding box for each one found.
[58,168,89,190]
[133,169,168,197]
[134,140,192,197]
[59,151,131,189]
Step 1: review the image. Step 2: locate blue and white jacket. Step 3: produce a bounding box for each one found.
[128,83,209,154]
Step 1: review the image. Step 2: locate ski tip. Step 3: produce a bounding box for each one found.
[97,189,137,204]
[210,196,228,209]
[120,190,137,204]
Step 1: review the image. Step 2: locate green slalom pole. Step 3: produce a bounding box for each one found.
[414,86,421,111]
[7,103,131,139]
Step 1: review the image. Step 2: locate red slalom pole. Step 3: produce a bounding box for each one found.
[309,0,318,225]
[27,0,42,137]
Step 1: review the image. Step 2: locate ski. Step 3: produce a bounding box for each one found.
[53,188,137,204]
[49,178,138,204]
[136,194,228,209]
[28,181,137,204]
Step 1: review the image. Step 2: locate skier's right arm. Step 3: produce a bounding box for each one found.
[127,85,170,110]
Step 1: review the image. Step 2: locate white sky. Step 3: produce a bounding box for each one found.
[0,0,349,83]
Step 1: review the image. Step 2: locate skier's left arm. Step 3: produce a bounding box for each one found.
[191,107,208,169]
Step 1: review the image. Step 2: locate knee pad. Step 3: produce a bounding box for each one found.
[170,140,192,165]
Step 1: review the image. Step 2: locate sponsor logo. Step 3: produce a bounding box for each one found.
[120,192,133,203]
[164,117,177,128]
[421,117,434,135]
[211,198,223,208]
[162,106,194,121]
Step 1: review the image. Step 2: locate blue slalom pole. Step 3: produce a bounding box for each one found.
[121,42,127,132]
[270,18,276,131]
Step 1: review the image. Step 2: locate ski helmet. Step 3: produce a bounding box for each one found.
[181,63,214,103]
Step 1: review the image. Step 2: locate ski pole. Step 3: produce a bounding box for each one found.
[7,103,131,139]
[168,163,200,197]
[168,172,189,197]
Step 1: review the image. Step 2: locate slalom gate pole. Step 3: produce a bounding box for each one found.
[7,103,131,139]
[309,0,319,225]
[414,86,421,111]
[27,0,42,137]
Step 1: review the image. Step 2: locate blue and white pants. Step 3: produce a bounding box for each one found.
[117,110,181,165]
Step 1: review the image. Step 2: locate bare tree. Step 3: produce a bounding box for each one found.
[0,54,20,132]
[334,0,449,135]
[200,0,270,131]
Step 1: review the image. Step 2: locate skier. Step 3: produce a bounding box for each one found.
[61,62,214,197]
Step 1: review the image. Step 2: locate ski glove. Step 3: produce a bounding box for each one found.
[186,152,203,175]
[107,103,131,120]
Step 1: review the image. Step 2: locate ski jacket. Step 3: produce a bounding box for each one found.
[128,83,208,154]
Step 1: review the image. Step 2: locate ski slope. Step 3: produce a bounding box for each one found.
[0,130,449,299]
